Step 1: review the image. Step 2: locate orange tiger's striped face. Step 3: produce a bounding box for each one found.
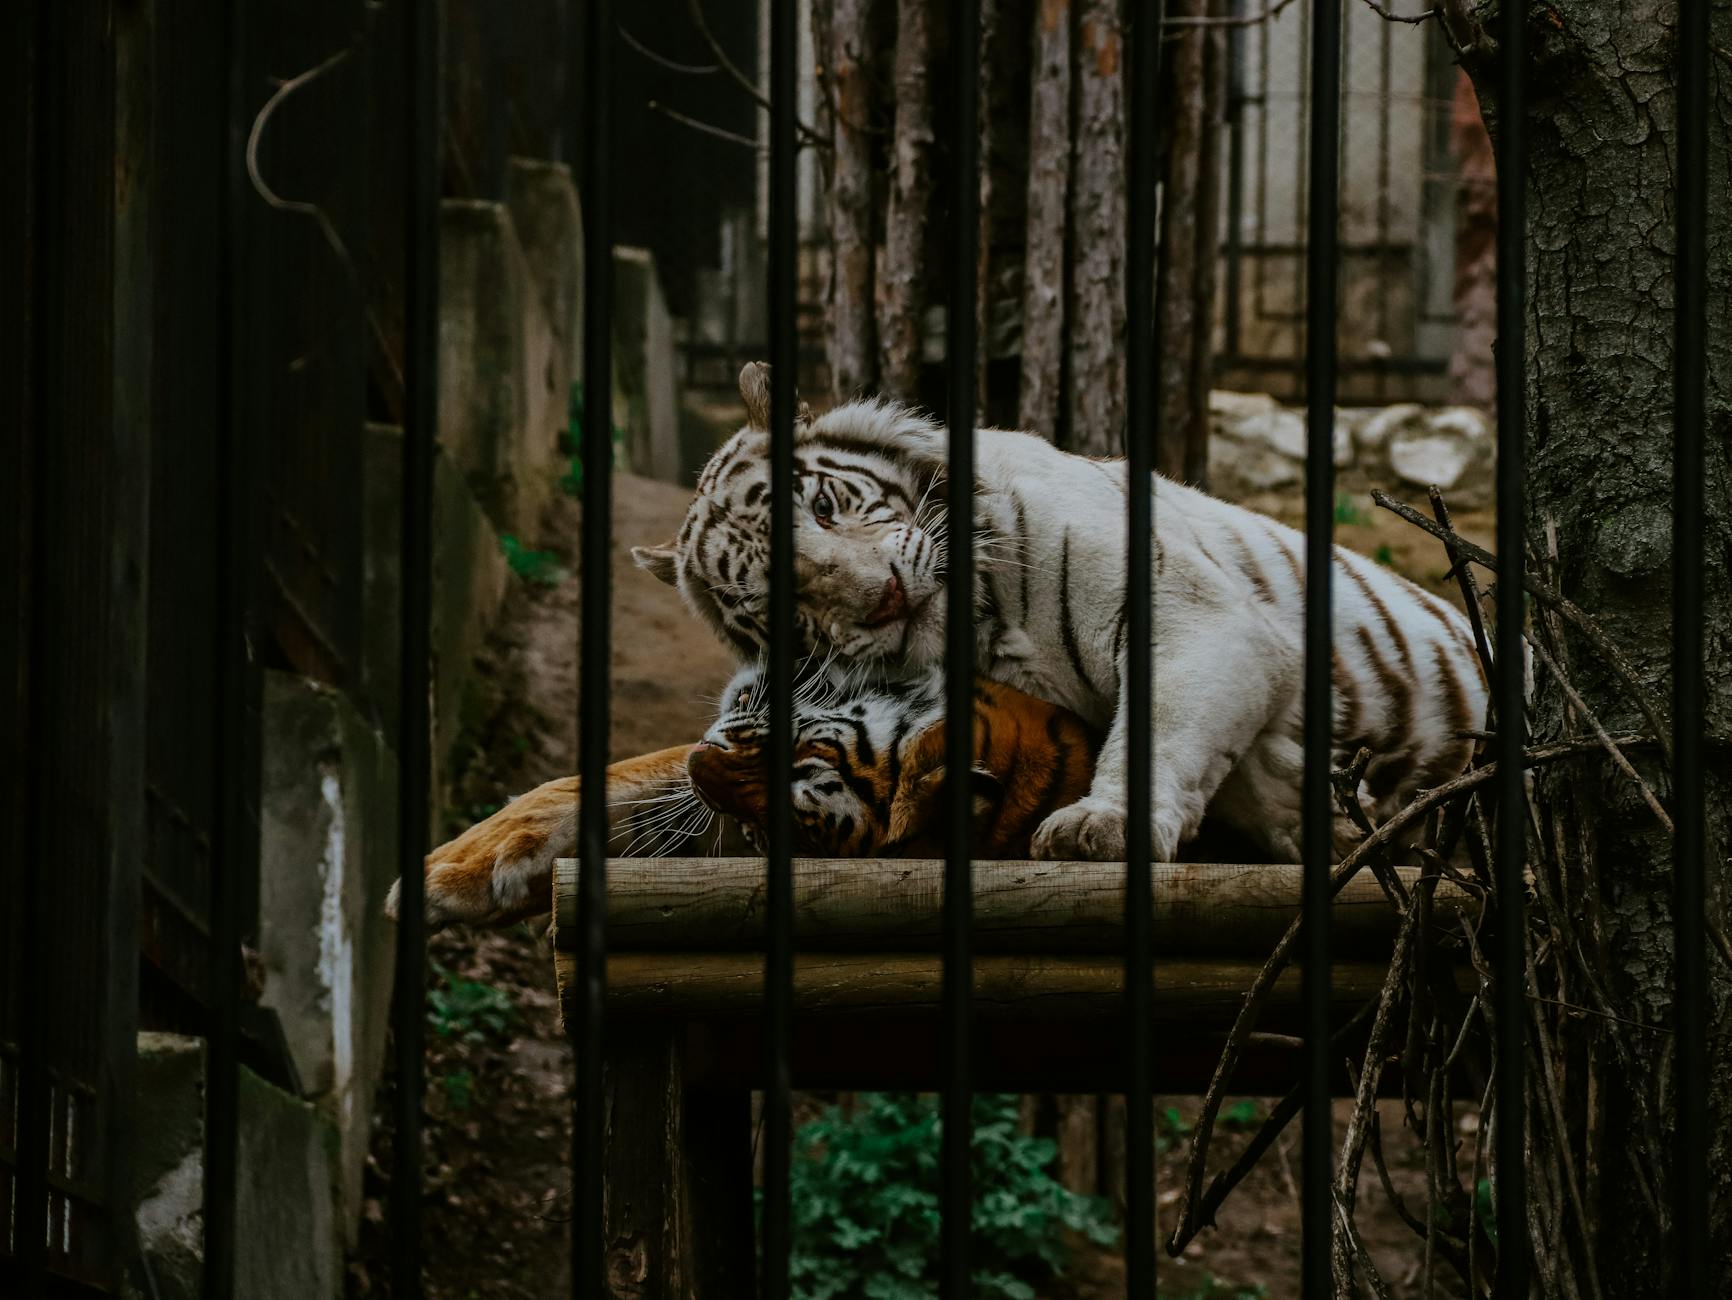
[686,667,941,856]
[685,667,1102,860]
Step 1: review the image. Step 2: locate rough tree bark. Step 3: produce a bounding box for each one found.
[1460,0,1732,1286]
[1065,0,1126,453]
[976,0,1001,411]
[1186,8,1225,488]
[827,0,877,398]
[878,0,932,399]
[1155,0,1209,482]
[1019,0,1073,436]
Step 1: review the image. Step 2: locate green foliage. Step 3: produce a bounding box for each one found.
[437,1069,477,1111]
[500,533,563,586]
[1156,1105,1193,1153]
[1373,543,1396,567]
[559,381,625,498]
[1475,1176,1497,1247]
[1158,1277,1267,1300]
[1216,1100,1264,1131]
[779,1092,1118,1300]
[1333,492,1373,528]
[427,962,519,1045]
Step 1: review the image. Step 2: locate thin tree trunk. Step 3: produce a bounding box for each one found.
[1019,0,1073,437]
[827,0,877,398]
[1155,0,1207,481]
[1186,1,1226,488]
[1462,0,1732,1285]
[1066,0,1125,454]
[878,0,932,399]
[976,0,1000,412]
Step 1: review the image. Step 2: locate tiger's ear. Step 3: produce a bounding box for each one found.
[967,768,1003,820]
[631,543,679,587]
[888,766,1002,844]
[739,361,809,433]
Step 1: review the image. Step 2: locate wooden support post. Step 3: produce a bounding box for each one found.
[602,1022,753,1299]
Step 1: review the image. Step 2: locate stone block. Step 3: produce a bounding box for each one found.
[611,246,682,484]
[504,157,584,381]
[439,199,565,536]
[259,671,399,1244]
[132,1034,342,1298]
[361,422,511,772]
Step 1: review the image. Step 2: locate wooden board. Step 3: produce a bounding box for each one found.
[550,857,1465,956]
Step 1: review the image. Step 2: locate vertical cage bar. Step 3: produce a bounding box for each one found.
[1492,0,1527,1289]
[1299,0,1340,1293]
[943,0,980,1294]
[761,0,798,1295]
[204,0,252,1290]
[392,0,440,1294]
[1671,0,1708,1286]
[574,0,614,1293]
[1124,2,1161,1295]
[16,0,60,1283]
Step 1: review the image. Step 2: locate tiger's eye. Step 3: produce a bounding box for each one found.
[812,491,835,523]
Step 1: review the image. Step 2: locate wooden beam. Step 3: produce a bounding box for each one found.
[557,951,1407,1024]
[551,858,1465,956]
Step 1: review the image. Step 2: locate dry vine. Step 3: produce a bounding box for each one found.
[1163,490,1723,1297]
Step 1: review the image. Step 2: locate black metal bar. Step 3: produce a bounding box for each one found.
[392,0,440,1293]
[1671,0,1708,1286]
[1492,0,1527,1288]
[943,0,979,1294]
[1300,0,1340,1292]
[1125,1,1162,1295]
[16,0,59,1286]
[574,0,614,1292]
[203,0,250,1290]
[761,0,797,1294]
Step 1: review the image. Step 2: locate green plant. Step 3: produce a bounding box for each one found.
[437,1069,477,1111]
[1333,492,1372,528]
[500,533,563,586]
[1156,1105,1193,1152]
[779,1092,1117,1300]
[1475,1175,1497,1247]
[1373,543,1396,566]
[559,381,626,498]
[427,963,519,1045]
[1216,1100,1263,1131]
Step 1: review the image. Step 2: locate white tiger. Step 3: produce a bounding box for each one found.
[633,363,1487,863]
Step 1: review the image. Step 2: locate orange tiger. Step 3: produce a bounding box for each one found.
[388,667,1100,930]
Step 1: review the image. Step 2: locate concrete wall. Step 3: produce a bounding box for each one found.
[132,1035,342,1300]
[611,246,683,484]
[257,672,400,1244]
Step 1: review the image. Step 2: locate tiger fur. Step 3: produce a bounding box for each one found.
[632,363,1489,863]
[687,665,1098,858]
[388,667,1099,929]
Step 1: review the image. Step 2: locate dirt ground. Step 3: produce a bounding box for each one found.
[349,467,1488,1299]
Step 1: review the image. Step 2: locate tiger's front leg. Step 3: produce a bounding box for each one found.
[1030,614,1292,862]
[385,744,698,930]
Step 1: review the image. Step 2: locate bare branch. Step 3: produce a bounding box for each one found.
[618,24,720,74]
[1371,489,1673,762]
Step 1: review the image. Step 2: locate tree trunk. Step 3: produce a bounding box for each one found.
[1463,0,1732,1286]
[827,0,877,399]
[976,0,1001,412]
[1155,0,1208,481]
[1066,0,1126,454]
[1019,0,1073,437]
[1186,2,1226,488]
[878,0,932,399]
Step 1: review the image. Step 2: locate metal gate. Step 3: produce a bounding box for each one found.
[381,1,1715,1298]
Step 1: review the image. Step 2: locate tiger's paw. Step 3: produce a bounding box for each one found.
[385,783,574,931]
[1031,798,1128,862]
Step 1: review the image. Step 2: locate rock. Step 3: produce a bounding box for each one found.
[1355,402,1427,451]
[1388,432,1474,491]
